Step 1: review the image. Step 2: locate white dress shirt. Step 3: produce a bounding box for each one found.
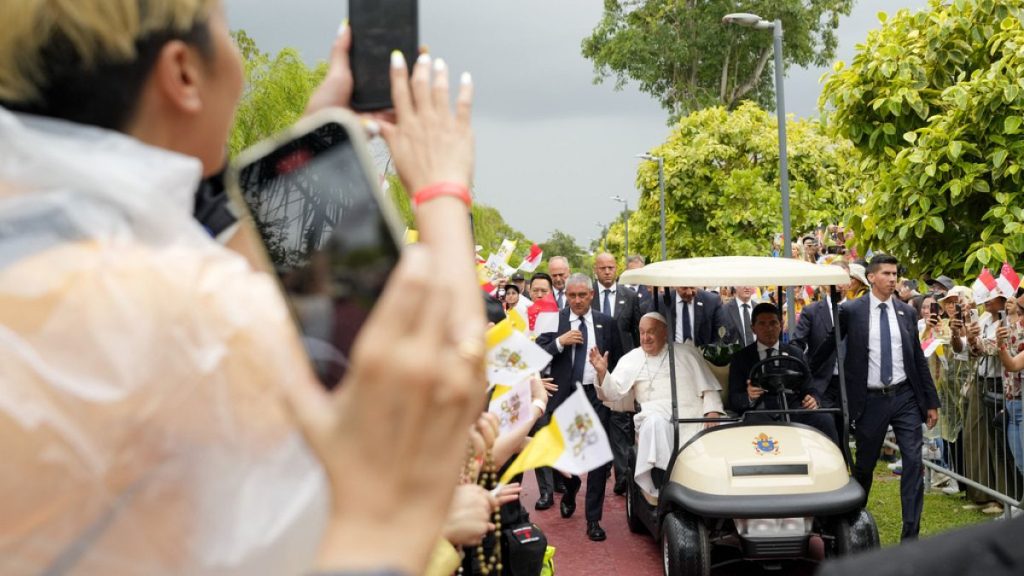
[555,311,598,385]
[756,340,780,360]
[675,296,697,343]
[868,292,907,389]
[597,282,618,317]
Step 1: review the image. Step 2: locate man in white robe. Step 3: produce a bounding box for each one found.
[589,312,723,497]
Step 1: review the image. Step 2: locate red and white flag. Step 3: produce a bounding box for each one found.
[528,292,560,336]
[972,267,998,301]
[518,244,544,273]
[997,262,1021,298]
[921,336,942,358]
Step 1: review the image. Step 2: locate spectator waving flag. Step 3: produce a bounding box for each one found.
[997,262,1021,298]
[972,268,997,301]
[527,292,560,336]
[500,384,613,484]
[518,244,544,273]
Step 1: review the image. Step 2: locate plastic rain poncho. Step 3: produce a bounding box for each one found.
[0,108,328,575]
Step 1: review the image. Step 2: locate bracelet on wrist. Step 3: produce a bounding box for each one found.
[531,399,547,414]
[412,181,472,208]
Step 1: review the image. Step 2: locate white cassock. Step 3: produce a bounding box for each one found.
[599,342,723,497]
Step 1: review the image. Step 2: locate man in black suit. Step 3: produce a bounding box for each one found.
[646,287,726,347]
[727,303,838,444]
[622,255,651,306]
[536,273,623,542]
[547,256,571,310]
[792,260,851,409]
[723,285,758,346]
[591,252,642,496]
[812,254,941,541]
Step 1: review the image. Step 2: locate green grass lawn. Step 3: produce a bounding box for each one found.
[866,461,993,546]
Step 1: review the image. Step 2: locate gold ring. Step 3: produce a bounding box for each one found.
[455,338,486,365]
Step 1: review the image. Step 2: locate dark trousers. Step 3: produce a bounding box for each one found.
[608,410,635,486]
[563,388,612,522]
[852,383,924,541]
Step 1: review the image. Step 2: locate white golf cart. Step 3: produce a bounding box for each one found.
[618,256,879,575]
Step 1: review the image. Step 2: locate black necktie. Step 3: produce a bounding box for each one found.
[603,289,612,316]
[682,300,693,342]
[879,303,893,385]
[741,303,752,345]
[571,316,589,384]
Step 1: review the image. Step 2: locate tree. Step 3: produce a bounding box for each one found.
[230,30,327,155]
[821,0,1024,277]
[540,230,591,272]
[611,102,855,259]
[582,0,852,121]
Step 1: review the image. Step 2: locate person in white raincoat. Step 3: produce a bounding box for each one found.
[589,312,723,497]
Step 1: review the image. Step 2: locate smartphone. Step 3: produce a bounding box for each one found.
[228,109,404,389]
[349,0,419,111]
[930,302,940,317]
[955,303,963,320]
[1000,310,1008,328]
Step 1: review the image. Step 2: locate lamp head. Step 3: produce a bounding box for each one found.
[722,12,764,26]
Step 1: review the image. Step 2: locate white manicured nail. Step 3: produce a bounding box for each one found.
[417,52,431,65]
[433,58,447,72]
[461,72,472,85]
[391,50,405,68]
[337,19,348,36]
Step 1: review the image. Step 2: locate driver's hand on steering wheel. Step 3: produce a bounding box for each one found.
[746,380,765,403]
[801,394,819,410]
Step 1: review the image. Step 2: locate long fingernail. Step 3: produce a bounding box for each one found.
[461,72,473,85]
[391,50,406,68]
[433,58,447,72]
[361,118,380,137]
[417,52,431,65]
[337,18,348,36]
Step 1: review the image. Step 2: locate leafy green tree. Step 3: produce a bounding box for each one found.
[230,30,327,155]
[540,230,591,272]
[613,102,855,259]
[821,0,1024,276]
[582,0,852,120]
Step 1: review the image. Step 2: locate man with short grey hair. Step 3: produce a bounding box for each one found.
[536,272,623,541]
[547,256,570,310]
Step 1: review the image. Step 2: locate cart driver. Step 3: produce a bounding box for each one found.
[589,312,723,497]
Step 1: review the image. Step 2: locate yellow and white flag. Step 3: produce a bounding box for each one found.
[495,238,518,264]
[488,377,534,434]
[500,384,612,484]
[486,318,551,386]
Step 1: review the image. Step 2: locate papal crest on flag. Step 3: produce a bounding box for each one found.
[500,384,613,484]
[486,317,552,386]
[488,377,534,434]
[495,238,518,264]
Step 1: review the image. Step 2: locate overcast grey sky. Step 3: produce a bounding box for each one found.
[226,0,927,249]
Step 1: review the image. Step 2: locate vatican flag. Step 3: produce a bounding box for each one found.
[486,317,551,387]
[488,377,534,434]
[500,384,613,484]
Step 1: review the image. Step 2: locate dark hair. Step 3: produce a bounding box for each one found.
[802,235,817,244]
[867,253,899,274]
[484,294,506,324]
[911,294,926,316]
[504,283,520,295]
[751,302,780,324]
[3,22,213,131]
[529,272,553,290]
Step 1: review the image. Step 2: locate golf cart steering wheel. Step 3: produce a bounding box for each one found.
[747,353,810,396]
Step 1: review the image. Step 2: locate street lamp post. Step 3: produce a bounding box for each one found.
[636,153,666,261]
[611,195,629,260]
[723,12,795,335]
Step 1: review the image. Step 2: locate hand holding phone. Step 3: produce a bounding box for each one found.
[350,0,419,111]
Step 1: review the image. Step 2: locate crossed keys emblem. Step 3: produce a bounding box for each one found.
[499,393,523,427]
[565,412,599,457]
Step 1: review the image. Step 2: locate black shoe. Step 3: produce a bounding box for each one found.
[560,482,579,518]
[587,521,607,542]
[613,480,627,496]
[534,493,553,510]
[554,481,566,494]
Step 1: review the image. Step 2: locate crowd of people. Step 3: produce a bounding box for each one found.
[1,2,1021,576]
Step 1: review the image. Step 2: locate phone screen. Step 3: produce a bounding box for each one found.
[350,0,418,111]
[237,121,400,389]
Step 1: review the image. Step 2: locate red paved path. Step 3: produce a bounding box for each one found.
[520,473,818,576]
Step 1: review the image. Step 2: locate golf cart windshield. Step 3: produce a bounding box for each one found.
[618,256,849,288]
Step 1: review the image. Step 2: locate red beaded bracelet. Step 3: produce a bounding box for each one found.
[412,181,472,208]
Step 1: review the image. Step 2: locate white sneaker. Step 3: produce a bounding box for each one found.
[887,459,903,471]
[941,480,960,495]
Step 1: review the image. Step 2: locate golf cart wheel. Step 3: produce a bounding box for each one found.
[625,478,647,534]
[830,509,880,557]
[661,511,710,576]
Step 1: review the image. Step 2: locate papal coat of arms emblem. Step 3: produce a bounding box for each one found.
[493,346,528,371]
[753,432,781,455]
[500,393,523,427]
[565,413,600,457]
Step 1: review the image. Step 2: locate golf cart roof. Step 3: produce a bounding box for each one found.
[619,256,849,288]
